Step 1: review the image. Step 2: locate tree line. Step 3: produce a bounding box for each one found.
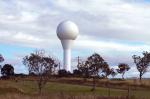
[0,50,150,93]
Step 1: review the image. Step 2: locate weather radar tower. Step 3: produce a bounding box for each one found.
[57,20,79,72]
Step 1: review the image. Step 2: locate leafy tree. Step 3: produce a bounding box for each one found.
[84,53,109,91]
[100,63,111,78]
[117,63,130,79]
[23,50,58,94]
[1,64,14,77]
[133,51,150,81]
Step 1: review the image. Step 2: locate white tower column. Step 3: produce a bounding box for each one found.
[61,40,73,71]
[64,49,71,71]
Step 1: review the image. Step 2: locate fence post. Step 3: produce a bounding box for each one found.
[127,84,130,99]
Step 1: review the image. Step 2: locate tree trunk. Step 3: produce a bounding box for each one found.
[83,75,87,82]
[122,72,125,79]
[83,73,88,82]
[38,76,42,94]
[91,77,96,91]
[140,72,142,83]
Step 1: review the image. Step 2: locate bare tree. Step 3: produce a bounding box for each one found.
[0,54,4,69]
[133,51,150,81]
[0,54,4,62]
[23,50,58,94]
[117,63,130,79]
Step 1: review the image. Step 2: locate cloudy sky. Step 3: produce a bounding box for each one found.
[0,0,150,78]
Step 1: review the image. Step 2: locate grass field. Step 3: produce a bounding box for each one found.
[0,79,150,99]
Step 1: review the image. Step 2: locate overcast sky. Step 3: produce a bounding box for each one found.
[0,0,150,78]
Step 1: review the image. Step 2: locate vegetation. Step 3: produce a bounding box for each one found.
[1,64,14,77]
[0,79,149,99]
[117,63,130,79]
[0,51,150,98]
[133,51,150,81]
[84,53,110,91]
[0,54,4,72]
[58,69,72,77]
[109,68,117,78]
[0,94,130,99]
[0,54,4,64]
[23,50,58,94]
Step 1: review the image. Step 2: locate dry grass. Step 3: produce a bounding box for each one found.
[0,79,150,99]
[0,93,133,99]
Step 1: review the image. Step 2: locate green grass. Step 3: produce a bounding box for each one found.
[0,80,150,99]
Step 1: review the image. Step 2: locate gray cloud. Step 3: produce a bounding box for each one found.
[1,0,150,45]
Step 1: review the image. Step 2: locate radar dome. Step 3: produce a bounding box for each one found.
[57,21,79,40]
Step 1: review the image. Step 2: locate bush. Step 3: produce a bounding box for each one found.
[73,69,82,77]
[58,69,72,77]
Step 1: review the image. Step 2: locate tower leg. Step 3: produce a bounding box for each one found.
[64,49,71,72]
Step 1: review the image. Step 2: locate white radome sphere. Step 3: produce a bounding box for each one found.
[57,20,79,40]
